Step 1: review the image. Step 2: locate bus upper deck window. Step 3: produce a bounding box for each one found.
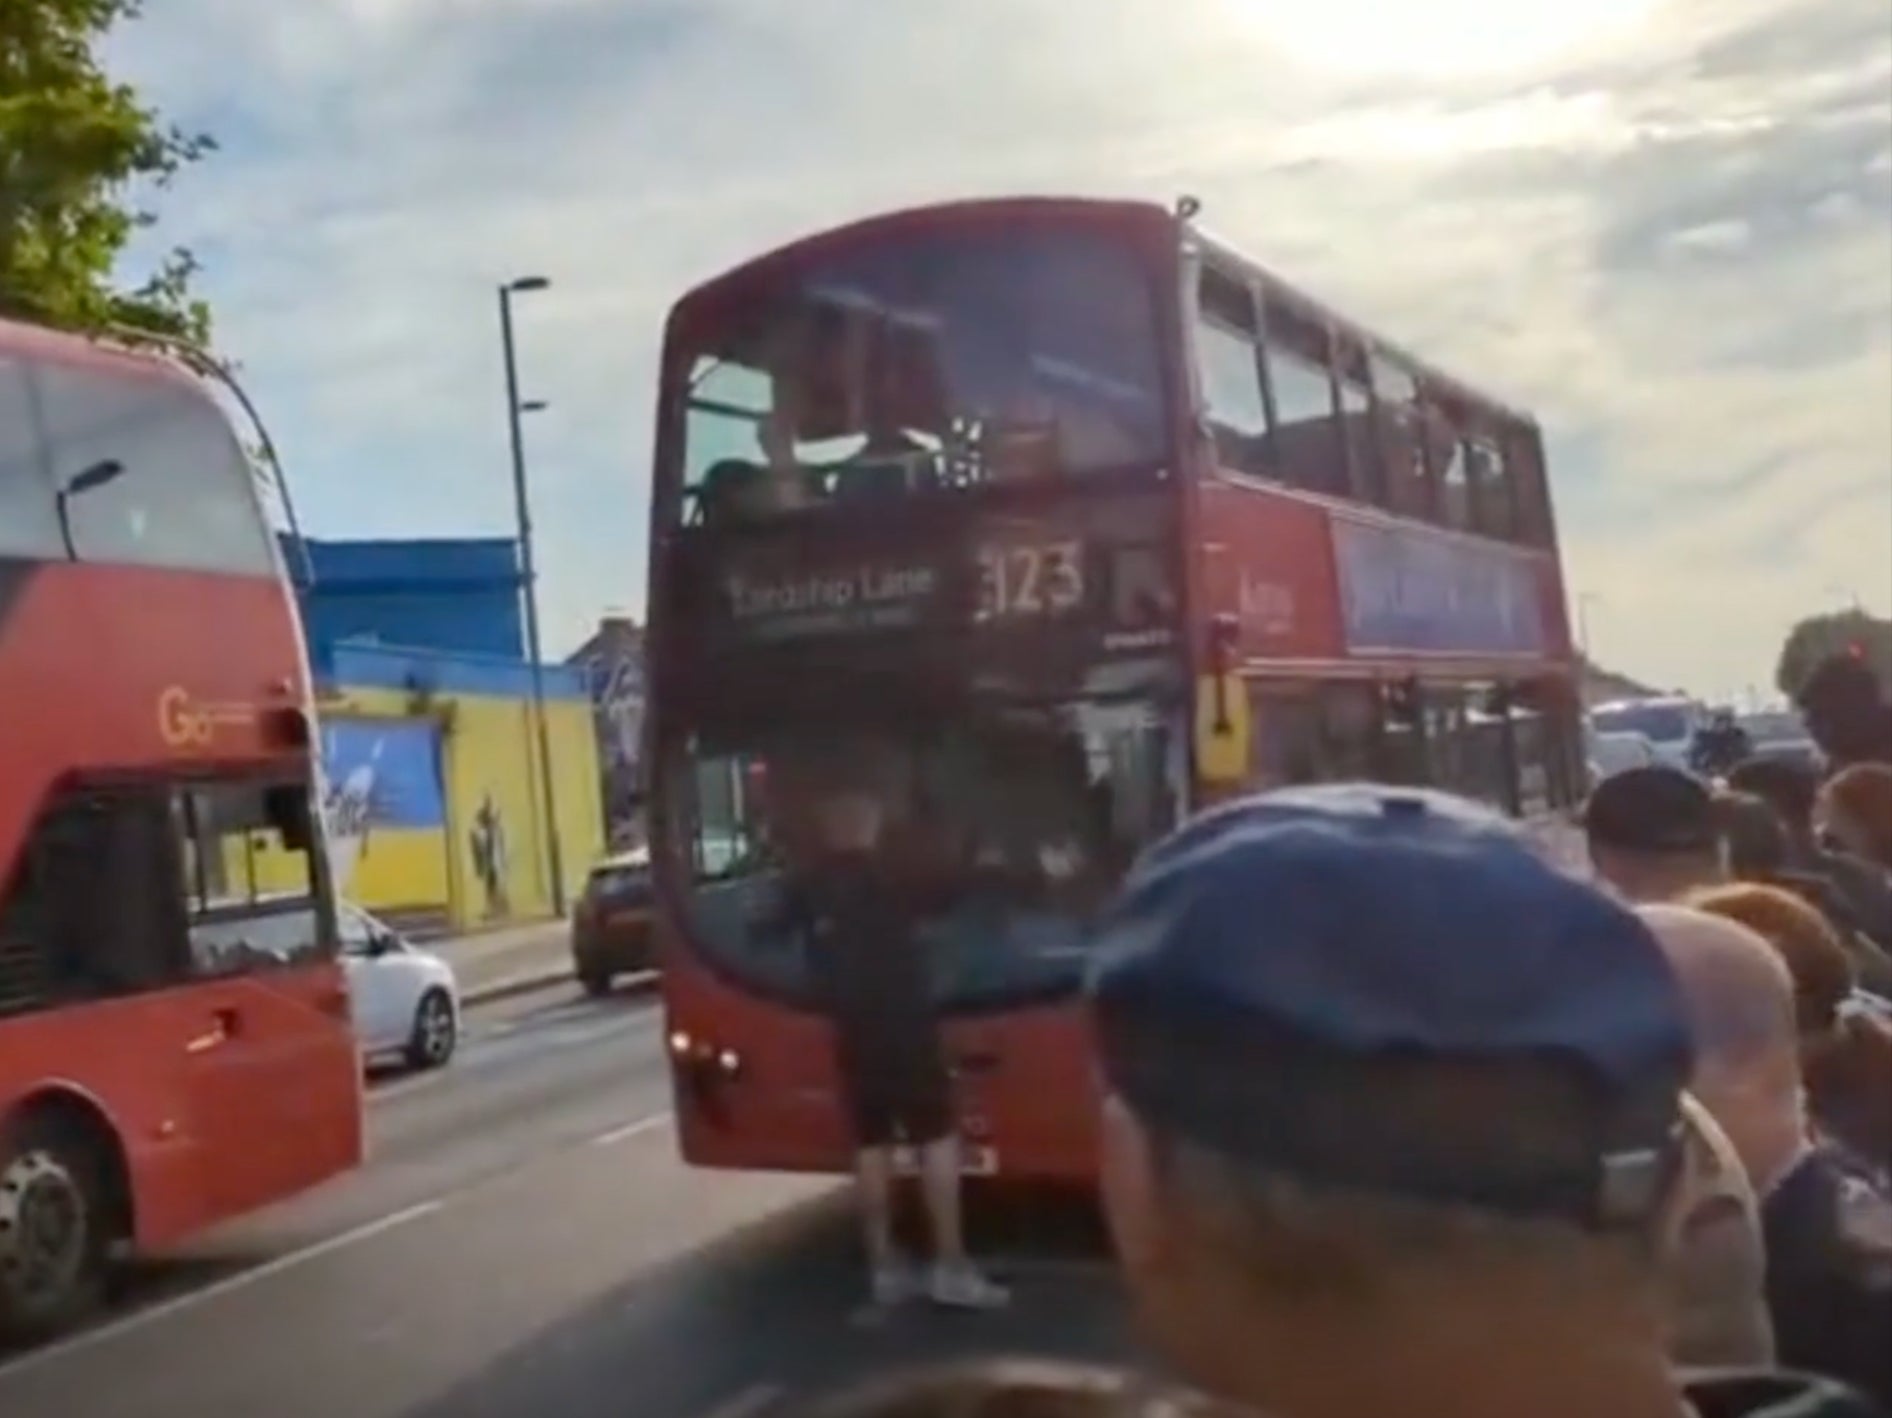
[1370,356,1430,521]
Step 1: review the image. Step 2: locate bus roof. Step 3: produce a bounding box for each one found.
[661,195,1537,431]
[665,195,1176,332]
[0,315,206,394]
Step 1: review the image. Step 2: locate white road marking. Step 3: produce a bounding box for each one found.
[701,1381,784,1418]
[0,1199,445,1385]
[592,1111,673,1147]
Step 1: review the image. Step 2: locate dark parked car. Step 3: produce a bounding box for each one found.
[1737,709,1824,773]
[571,849,655,995]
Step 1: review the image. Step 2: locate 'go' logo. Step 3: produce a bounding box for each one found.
[158,686,215,747]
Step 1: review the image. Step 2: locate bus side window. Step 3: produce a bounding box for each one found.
[1333,340,1382,506]
[1318,681,1382,780]
[1424,687,1513,810]
[1248,683,1327,788]
[1259,302,1344,496]
[1466,433,1515,540]
[1375,680,1430,786]
[1541,695,1587,810]
[1425,402,1475,533]
[0,822,56,1017]
[0,354,64,559]
[1510,713,1555,816]
[1370,355,1432,521]
[265,783,315,852]
[1193,265,1269,476]
[1492,681,1583,818]
[1422,687,1468,799]
[175,779,324,977]
[0,787,193,1016]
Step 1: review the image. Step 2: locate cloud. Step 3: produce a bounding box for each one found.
[108,0,1891,698]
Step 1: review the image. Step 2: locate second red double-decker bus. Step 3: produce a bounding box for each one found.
[1,319,362,1340]
[646,197,1585,1182]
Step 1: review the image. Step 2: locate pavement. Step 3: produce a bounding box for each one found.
[428,917,655,1007]
[0,982,1139,1418]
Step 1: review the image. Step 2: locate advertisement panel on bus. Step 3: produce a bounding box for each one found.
[1194,479,1572,670]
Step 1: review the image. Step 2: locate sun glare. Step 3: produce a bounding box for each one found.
[1224,0,1660,80]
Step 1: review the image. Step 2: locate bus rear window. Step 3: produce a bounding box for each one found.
[671,226,1168,527]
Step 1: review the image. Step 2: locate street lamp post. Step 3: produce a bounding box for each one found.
[1575,591,1604,660]
[499,276,566,916]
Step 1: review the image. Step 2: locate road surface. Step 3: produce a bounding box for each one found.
[0,985,1138,1418]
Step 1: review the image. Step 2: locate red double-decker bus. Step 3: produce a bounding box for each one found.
[0,319,363,1340]
[646,197,1584,1181]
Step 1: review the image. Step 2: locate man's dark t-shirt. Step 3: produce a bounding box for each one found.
[1814,851,1892,958]
[781,850,951,1146]
[1761,1148,1892,1408]
[792,851,934,1046]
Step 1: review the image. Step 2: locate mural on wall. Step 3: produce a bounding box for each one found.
[569,617,646,849]
[468,791,512,920]
[320,718,449,910]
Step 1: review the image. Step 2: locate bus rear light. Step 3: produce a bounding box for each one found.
[669,1030,693,1055]
[715,1048,742,1076]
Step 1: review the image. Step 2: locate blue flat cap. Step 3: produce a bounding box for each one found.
[1088,784,1695,1227]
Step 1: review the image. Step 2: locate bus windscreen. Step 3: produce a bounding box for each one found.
[663,698,1181,1013]
[672,226,1168,527]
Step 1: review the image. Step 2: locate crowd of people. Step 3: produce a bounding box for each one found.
[763,652,1892,1418]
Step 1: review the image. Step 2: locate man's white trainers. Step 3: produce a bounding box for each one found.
[926,1262,1010,1310]
[870,1258,921,1307]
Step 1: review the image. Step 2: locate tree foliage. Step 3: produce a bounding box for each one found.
[0,0,215,343]
[1775,607,1892,699]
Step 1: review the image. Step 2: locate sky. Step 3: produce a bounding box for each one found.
[108,0,1891,699]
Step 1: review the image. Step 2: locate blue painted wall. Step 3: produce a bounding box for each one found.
[286,535,526,665]
[325,642,590,701]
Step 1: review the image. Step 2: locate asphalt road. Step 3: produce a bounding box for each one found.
[0,985,1140,1418]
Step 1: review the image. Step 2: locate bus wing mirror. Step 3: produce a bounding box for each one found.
[265,784,314,852]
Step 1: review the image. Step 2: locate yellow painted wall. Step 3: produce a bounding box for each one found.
[230,826,446,915]
[346,828,452,914]
[322,685,604,931]
[218,829,306,901]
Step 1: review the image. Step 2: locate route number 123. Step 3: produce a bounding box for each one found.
[974,540,1084,622]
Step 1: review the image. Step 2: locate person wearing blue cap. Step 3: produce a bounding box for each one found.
[1085,783,1884,1418]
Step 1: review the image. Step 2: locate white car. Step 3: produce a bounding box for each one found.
[1737,709,1821,770]
[1589,696,1702,771]
[338,902,461,1070]
[1586,727,1661,785]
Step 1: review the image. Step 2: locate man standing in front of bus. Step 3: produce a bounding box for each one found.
[782,758,1010,1313]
